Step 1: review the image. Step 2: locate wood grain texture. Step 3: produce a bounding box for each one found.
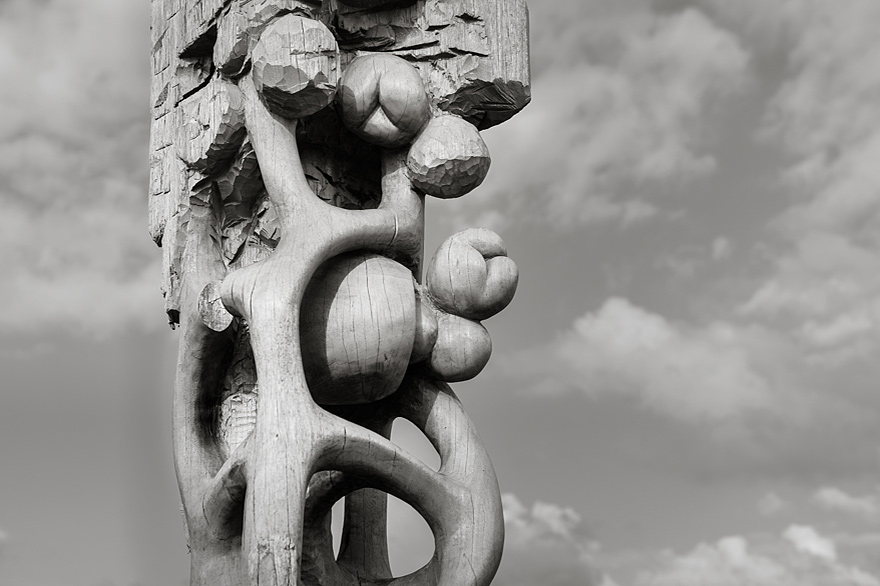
[427,312,492,381]
[252,14,340,118]
[178,78,247,173]
[337,0,416,9]
[328,0,531,129]
[151,1,528,584]
[425,227,518,320]
[407,114,490,199]
[215,0,320,78]
[300,252,417,405]
[338,54,430,148]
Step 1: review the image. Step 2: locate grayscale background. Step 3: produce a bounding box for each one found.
[2,1,880,584]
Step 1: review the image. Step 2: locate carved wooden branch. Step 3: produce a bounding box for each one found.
[149,1,529,585]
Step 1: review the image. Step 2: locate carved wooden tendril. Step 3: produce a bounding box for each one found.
[149,1,530,585]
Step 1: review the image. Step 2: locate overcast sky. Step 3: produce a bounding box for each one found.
[4,0,880,585]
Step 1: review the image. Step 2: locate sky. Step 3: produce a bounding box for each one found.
[3,0,880,585]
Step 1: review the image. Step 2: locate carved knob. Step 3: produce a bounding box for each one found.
[428,313,492,382]
[338,54,430,148]
[407,114,491,198]
[426,228,518,321]
[251,15,339,119]
[300,252,417,405]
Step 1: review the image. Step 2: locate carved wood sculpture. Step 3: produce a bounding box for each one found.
[149,1,529,585]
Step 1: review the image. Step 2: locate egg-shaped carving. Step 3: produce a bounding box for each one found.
[426,227,518,320]
[301,252,417,404]
[427,313,492,382]
[407,114,490,198]
[338,54,430,148]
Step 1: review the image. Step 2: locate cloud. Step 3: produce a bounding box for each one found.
[814,487,880,518]
[493,495,880,586]
[504,297,795,425]
[653,237,735,278]
[700,0,880,368]
[712,237,734,261]
[450,6,749,230]
[0,0,161,335]
[784,525,837,561]
[495,493,610,586]
[635,527,880,586]
[759,492,788,517]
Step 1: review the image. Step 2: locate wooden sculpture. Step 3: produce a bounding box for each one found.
[148,1,529,585]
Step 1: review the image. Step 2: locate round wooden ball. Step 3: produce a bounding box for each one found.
[406,114,490,198]
[338,54,430,148]
[251,15,339,119]
[425,227,518,320]
[301,252,417,405]
[427,313,492,382]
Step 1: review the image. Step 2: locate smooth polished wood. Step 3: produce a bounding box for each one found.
[338,54,430,148]
[150,2,529,585]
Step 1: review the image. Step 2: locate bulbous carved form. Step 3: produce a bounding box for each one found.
[252,14,339,119]
[338,54,430,148]
[150,0,530,584]
[215,0,315,78]
[428,313,492,382]
[300,252,416,405]
[426,227,519,321]
[407,114,491,198]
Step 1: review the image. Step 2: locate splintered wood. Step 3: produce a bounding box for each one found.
[150,1,529,585]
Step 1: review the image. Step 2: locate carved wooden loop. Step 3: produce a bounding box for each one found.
[150,1,530,585]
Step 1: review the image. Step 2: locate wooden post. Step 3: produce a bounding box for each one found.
[149,1,530,584]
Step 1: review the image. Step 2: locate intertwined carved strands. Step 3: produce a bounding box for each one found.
[149,1,529,585]
[150,0,530,275]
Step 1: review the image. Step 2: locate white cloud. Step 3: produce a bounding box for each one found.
[654,238,735,278]
[506,297,793,425]
[635,527,880,586]
[492,495,880,586]
[483,1,880,452]
[814,487,880,518]
[709,0,880,368]
[0,0,161,334]
[496,493,610,586]
[759,492,787,517]
[451,7,749,230]
[784,524,837,561]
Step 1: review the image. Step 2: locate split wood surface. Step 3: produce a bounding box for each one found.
[149,1,530,585]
